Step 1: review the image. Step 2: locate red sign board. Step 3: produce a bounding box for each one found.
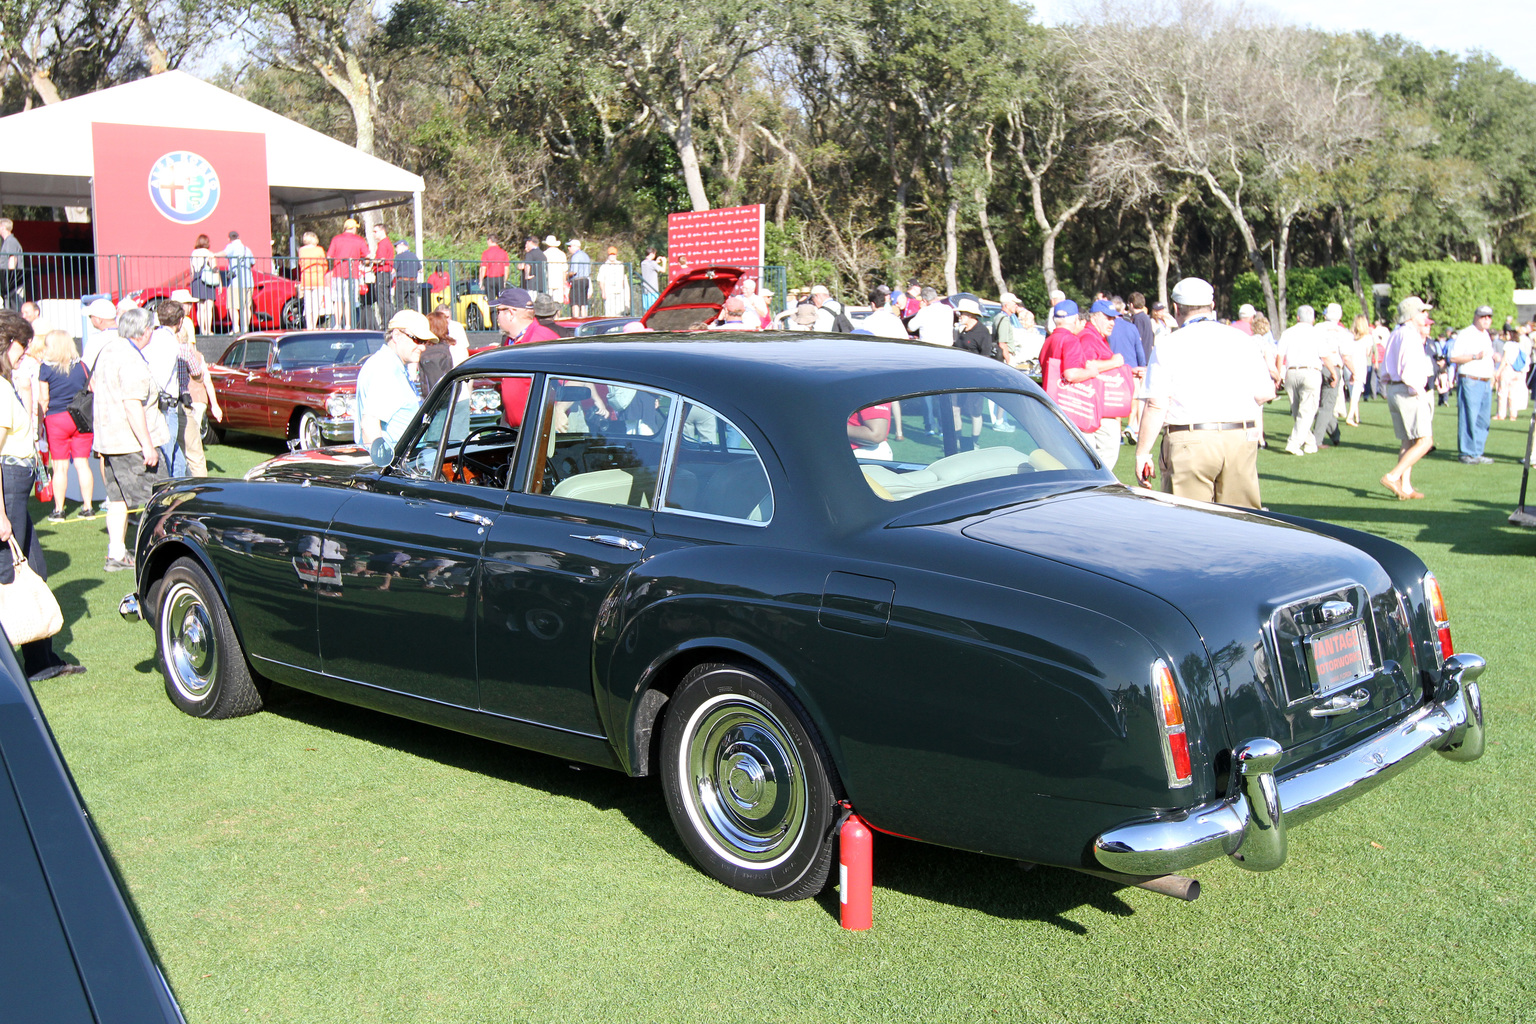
[666,204,764,278]
[90,122,270,292]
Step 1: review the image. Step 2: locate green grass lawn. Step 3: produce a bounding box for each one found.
[26,395,1536,1024]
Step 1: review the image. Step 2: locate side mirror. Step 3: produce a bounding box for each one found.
[369,437,392,467]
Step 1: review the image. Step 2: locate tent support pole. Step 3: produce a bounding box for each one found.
[413,191,423,260]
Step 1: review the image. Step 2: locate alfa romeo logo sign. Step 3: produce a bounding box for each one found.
[147,150,221,224]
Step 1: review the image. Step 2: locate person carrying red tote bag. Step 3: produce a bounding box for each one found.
[1099,364,1136,418]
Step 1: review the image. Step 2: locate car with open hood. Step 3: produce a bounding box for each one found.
[117,333,1486,902]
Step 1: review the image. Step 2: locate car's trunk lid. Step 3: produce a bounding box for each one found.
[959,488,1421,764]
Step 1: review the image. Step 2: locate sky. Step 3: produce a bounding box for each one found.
[1032,0,1536,83]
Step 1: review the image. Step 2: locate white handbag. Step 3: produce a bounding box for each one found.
[0,536,63,646]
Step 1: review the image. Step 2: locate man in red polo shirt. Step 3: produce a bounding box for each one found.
[492,287,560,427]
[480,235,510,299]
[369,224,394,324]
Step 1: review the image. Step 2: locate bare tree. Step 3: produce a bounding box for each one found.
[1074,0,1377,326]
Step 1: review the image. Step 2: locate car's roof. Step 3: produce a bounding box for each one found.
[232,329,384,343]
[461,331,1025,398]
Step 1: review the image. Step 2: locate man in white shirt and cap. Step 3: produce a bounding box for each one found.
[355,309,434,451]
[1277,305,1323,455]
[80,297,118,368]
[1133,276,1276,509]
[1450,304,1497,463]
[1312,302,1351,449]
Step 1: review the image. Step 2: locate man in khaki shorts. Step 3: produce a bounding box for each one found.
[91,306,169,571]
[1380,296,1437,499]
[1133,276,1276,508]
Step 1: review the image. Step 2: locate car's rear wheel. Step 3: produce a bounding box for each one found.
[465,304,484,331]
[660,663,840,900]
[200,415,223,447]
[292,409,322,449]
[281,296,303,329]
[157,557,264,719]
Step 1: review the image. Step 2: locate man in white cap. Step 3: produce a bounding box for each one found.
[355,308,434,449]
[1450,303,1497,463]
[542,235,567,306]
[1277,305,1323,455]
[81,297,118,368]
[1380,296,1437,497]
[1233,303,1256,336]
[566,239,591,317]
[1311,302,1350,449]
[1133,277,1275,508]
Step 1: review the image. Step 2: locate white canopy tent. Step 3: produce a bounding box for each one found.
[0,70,425,255]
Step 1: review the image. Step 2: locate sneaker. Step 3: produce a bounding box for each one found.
[1300,442,1318,454]
[76,507,96,520]
[103,555,135,572]
[46,510,66,522]
[1458,455,1490,464]
[1477,455,1495,464]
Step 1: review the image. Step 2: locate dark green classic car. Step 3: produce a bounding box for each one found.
[119,334,1486,901]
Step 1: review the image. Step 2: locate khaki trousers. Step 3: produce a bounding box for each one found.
[1158,427,1261,509]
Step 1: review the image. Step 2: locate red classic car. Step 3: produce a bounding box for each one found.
[209,330,384,448]
[126,268,306,334]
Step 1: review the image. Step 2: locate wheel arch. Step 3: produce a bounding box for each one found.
[619,638,831,780]
[139,537,239,644]
[287,405,321,439]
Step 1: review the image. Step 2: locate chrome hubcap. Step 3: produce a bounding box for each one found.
[684,692,805,868]
[162,582,217,699]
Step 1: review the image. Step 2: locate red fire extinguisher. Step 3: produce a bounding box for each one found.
[839,807,872,930]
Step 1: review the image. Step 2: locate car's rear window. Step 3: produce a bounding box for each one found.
[852,390,1099,501]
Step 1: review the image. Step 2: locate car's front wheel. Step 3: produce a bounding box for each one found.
[660,663,840,899]
[157,557,265,719]
[292,409,322,449]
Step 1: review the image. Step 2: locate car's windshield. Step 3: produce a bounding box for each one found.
[852,390,1101,501]
[274,333,383,370]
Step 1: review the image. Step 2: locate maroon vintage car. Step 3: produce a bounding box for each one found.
[209,330,384,448]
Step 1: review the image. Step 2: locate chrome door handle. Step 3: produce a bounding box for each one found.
[436,510,493,527]
[571,533,644,551]
[1310,688,1370,717]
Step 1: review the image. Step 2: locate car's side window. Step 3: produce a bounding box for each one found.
[663,402,773,523]
[527,377,673,508]
[398,374,531,490]
[241,340,271,370]
[223,342,245,367]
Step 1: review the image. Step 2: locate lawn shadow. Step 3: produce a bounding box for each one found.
[261,684,682,849]
[812,833,1139,934]
[1264,489,1536,556]
[262,686,1145,929]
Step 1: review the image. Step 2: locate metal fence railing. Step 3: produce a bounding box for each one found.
[8,252,791,336]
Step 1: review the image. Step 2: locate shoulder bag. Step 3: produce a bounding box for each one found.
[0,537,63,645]
[1098,365,1137,418]
[1045,357,1102,433]
[67,361,93,433]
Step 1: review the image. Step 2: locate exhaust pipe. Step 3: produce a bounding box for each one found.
[1072,866,1201,901]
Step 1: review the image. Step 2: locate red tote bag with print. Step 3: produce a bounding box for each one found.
[1046,358,1102,433]
[1098,365,1136,418]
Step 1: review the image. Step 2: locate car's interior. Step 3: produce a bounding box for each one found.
[402,375,775,523]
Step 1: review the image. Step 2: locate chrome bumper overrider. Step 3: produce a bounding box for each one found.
[1094,653,1486,875]
[119,593,142,622]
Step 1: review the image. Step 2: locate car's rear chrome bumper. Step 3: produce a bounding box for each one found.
[1094,653,1486,876]
[119,593,142,621]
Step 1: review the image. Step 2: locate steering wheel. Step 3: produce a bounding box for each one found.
[449,426,518,488]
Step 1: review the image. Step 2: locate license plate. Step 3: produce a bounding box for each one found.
[1306,623,1367,694]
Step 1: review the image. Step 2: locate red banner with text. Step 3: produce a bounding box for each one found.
[90,122,270,294]
[666,204,764,279]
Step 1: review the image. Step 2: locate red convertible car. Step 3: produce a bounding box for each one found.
[208,330,384,448]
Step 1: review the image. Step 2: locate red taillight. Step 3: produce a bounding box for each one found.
[1424,573,1454,660]
[1153,661,1193,789]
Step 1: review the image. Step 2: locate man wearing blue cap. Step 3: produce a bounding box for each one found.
[1133,277,1276,508]
[491,286,560,346]
[1039,298,1081,393]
